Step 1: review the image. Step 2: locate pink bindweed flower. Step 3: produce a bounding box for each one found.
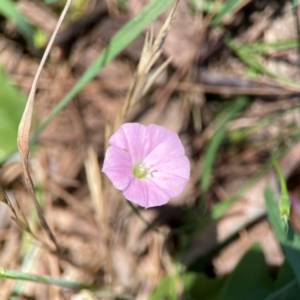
[102,123,190,208]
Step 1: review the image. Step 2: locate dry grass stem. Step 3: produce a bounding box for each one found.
[116,0,179,130]
[85,146,106,232]
[17,0,72,252]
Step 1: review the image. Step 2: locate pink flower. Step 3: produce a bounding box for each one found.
[102,123,190,208]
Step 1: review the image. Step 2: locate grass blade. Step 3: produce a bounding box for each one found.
[226,38,300,91]
[0,268,95,290]
[240,39,300,54]
[201,96,248,191]
[0,0,33,45]
[211,0,243,26]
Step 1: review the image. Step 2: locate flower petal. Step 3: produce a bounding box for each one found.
[102,146,134,190]
[104,123,190,208]
[124,178,169,208]
[148,155,190,198]
[109,123,147,164]
[143,124,185,165]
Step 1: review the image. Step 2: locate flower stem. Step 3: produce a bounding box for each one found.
[126,200,167,235]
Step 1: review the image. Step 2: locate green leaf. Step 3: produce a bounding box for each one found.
[263,260,299,300]
[182,272,226,300]
[150,275,178,300]
[201,96,248,191]
[32,0,176,142]
[271,159,290,223]
[0,67,26,161]
[264,189,287,241]
[264,189,300,289]
[0,0,33,45]
[265,280,298,300]
[217,244,273,300]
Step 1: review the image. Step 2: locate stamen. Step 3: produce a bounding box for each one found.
[133,163,158,179]
[149,170,158,178]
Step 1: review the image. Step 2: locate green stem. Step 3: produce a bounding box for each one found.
[126,201,166,235]
[0,268,96,290]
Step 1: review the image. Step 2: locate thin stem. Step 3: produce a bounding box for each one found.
[126,200,167,236]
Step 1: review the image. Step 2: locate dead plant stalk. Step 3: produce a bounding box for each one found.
[17,0,73,253]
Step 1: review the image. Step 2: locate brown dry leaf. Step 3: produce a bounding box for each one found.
[213,220,283,276]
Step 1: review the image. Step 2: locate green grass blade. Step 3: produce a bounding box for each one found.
[189,0,242,26]
[31,0,175,142]
[226,38,300,90]
[0,0,33,45]
[211,0,243,26]
[240,39,300,54]
[0,268,96,290]
[211,135,297,219]
[201,96,248,191]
